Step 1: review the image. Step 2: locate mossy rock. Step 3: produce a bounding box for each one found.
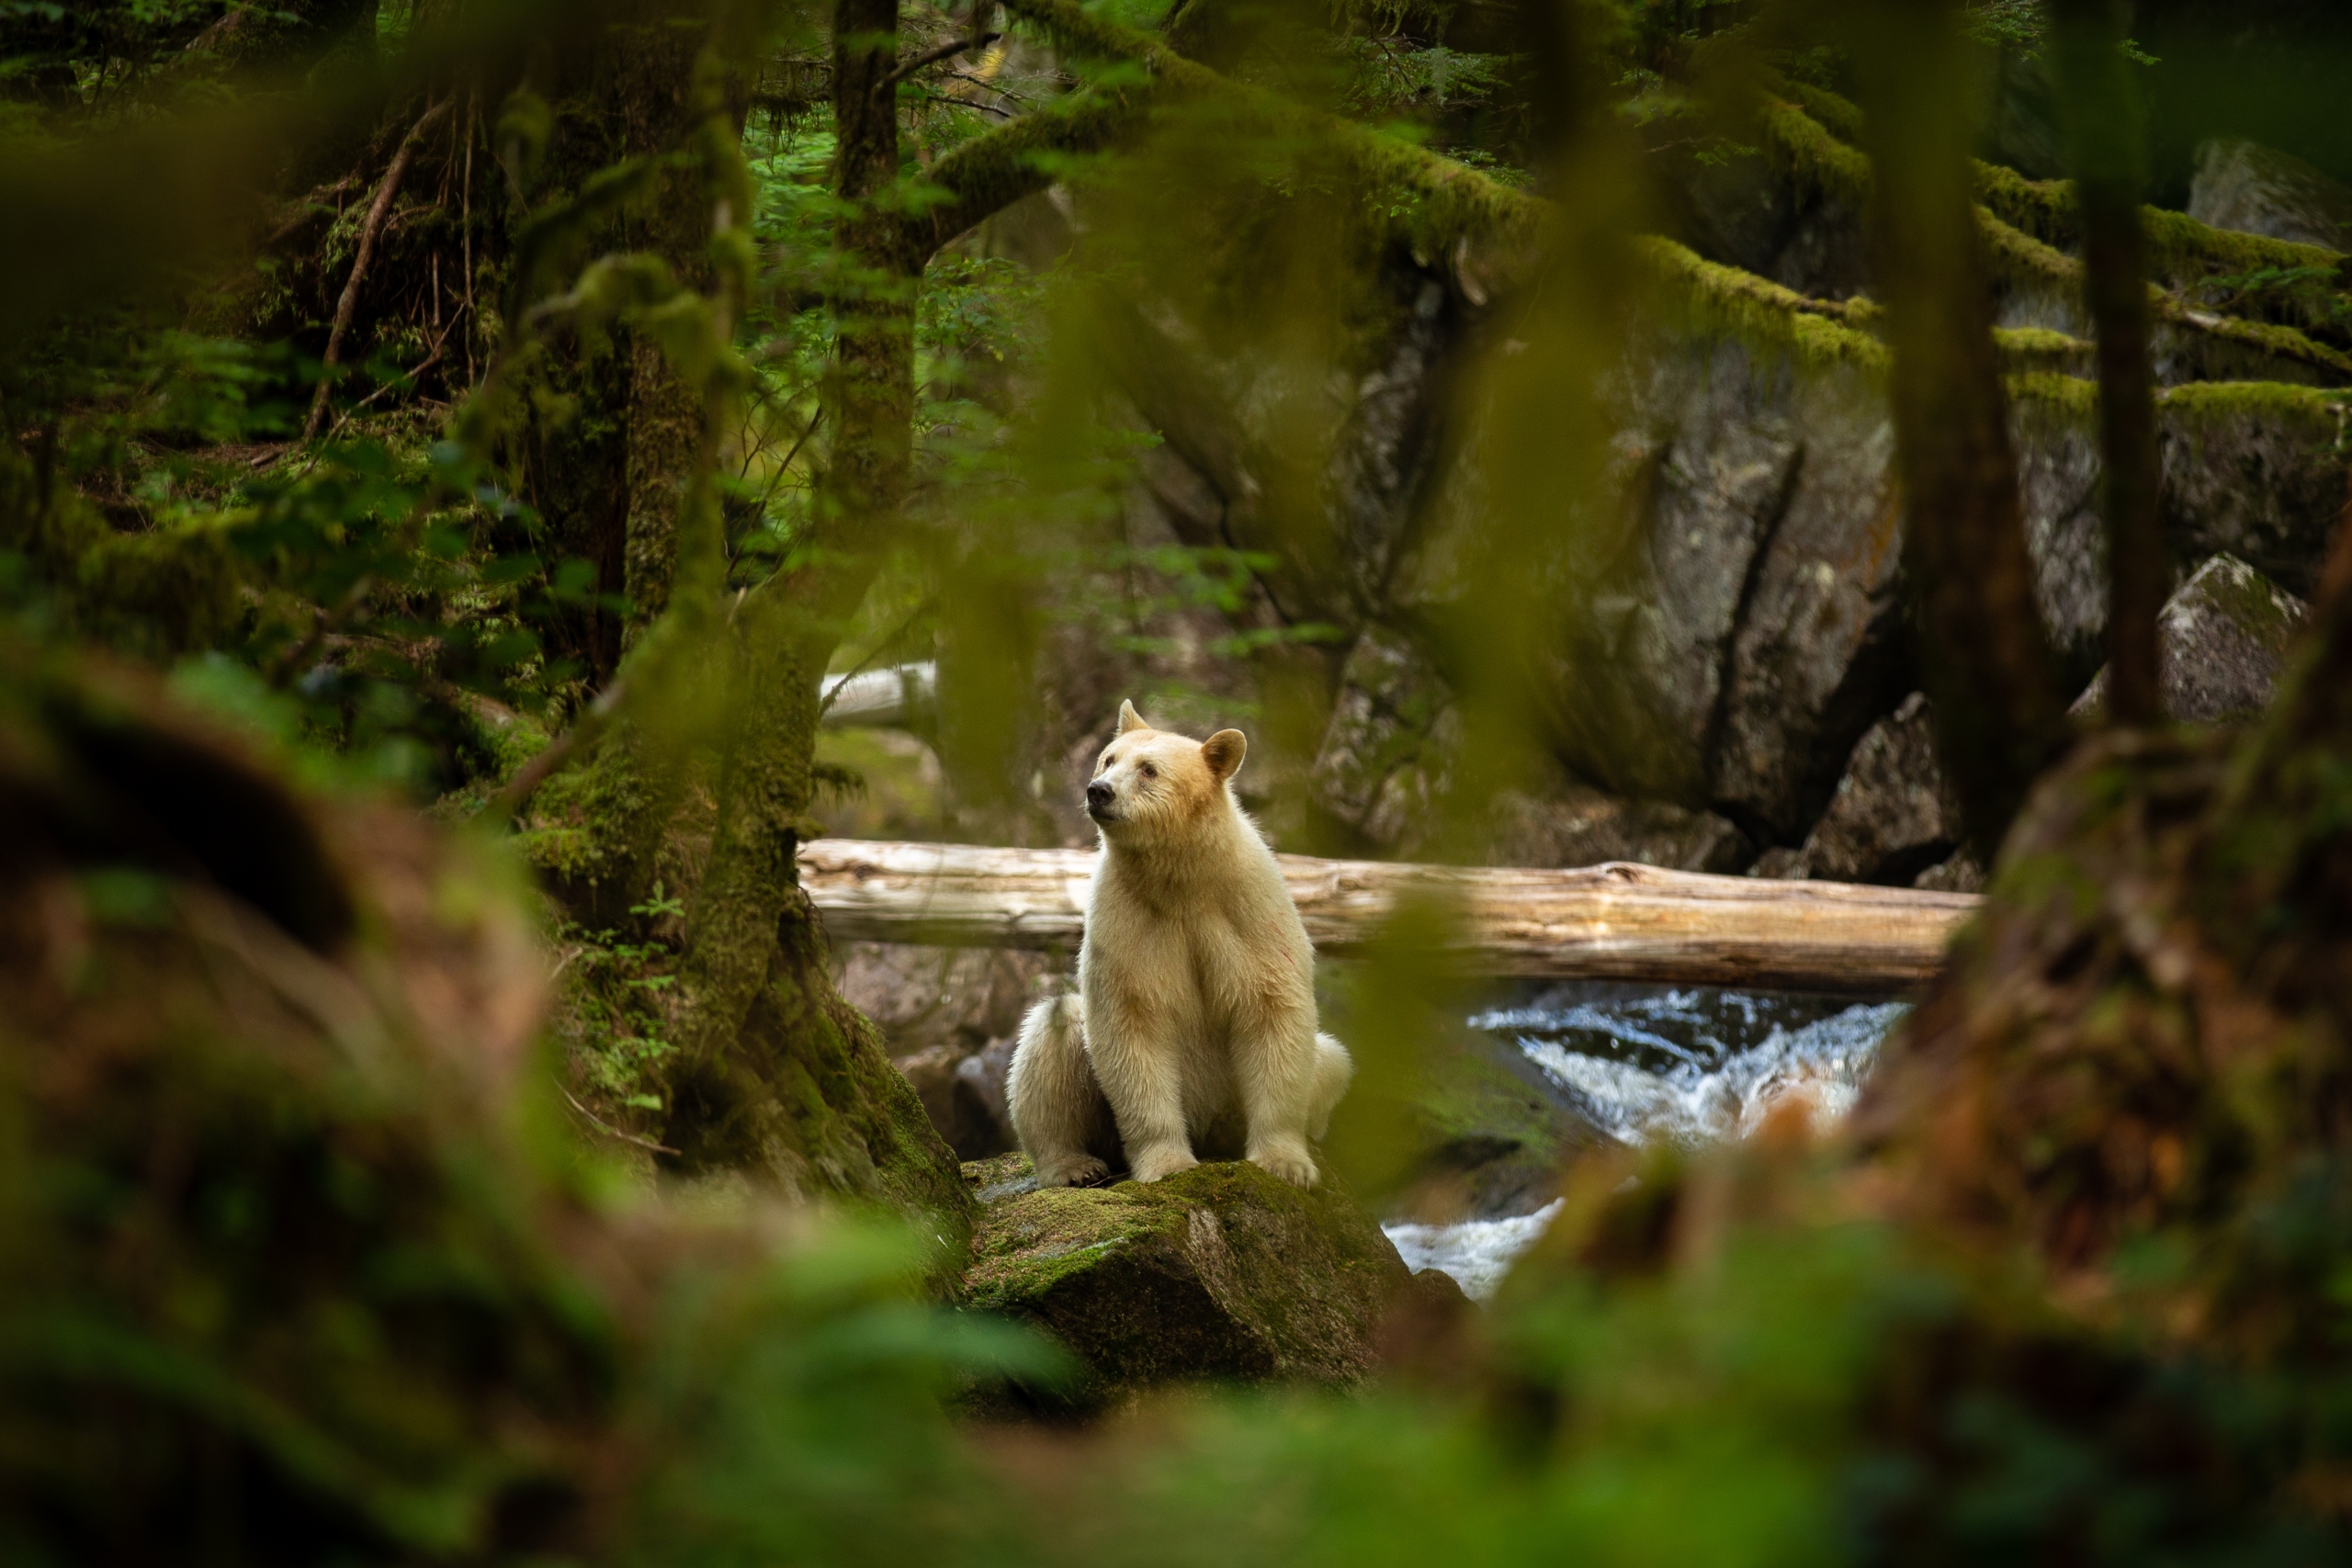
[956,1155,1409,1407]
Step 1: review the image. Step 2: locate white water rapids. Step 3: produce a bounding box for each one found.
[1383,987,1911,1301]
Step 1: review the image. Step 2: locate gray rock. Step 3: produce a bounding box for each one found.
[2161,390,2347,599]
[1913,852,1986,894]
[2188,139,2352,253]
[956,1036,1018,1152]
[2072,553,2310,725]
[1493,331,1907,835]
[1748,845,1808,881]
[1307,631,1751,871]
[1793,694,1964,886]
[1706,367,1909,838]
[2014,398,2111,685]
[1661,144,1871,302]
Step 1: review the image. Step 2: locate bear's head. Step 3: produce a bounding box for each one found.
[1084,700,1245,840]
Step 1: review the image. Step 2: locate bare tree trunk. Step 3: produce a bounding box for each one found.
[2050,0,2165,728]
[1843,0,2070,855]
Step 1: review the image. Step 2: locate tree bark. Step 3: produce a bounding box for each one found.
[2049,0,2165,728]
[1842,0,2070,856]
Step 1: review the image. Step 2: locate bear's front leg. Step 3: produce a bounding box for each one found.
[1087,1014,1196,1184]
[1238,1016,1323,1189]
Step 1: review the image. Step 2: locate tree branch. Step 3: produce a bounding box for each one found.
[305,96,455,440]
[876,30,1001,91]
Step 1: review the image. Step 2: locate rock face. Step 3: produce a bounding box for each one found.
[1306,626,1754,869]
[1525,332,1905,837]
[956,1155,1411,1407]
[2073,554,2311,726]
[2188,138,2352,251]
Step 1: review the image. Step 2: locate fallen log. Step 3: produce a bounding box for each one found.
[797,839,1983,994]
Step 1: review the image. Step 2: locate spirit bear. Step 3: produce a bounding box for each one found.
[1007,701,1353,1189]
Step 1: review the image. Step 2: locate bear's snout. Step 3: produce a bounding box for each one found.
[1085,777,1116,818]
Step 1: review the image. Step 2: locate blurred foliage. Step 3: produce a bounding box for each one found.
[11,0,2352,1565]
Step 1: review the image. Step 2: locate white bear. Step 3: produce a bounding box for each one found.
[1007,701,1353,1189]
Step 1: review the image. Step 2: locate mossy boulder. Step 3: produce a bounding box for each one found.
[956,1155,1410,1406]
[2072,553,2309,725]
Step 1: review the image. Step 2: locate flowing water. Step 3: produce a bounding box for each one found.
[1383,983,1911,1300]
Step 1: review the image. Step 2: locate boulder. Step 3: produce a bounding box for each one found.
[2073,553,2310,726]
[2188,138,2352,252]
[956,1155,1410,1408]
[1790,694,1964,886]
[1384,322,1908,840]
[1913,852,1986,894]
[956,1036,1018,1150]
[891,1042,1014,1161]
[2160,389,2347,600]
[2007,387,2341,689]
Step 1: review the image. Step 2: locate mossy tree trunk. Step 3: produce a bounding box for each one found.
[652,0,973,1229]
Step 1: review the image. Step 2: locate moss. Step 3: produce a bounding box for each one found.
[1635,235,1886,374]
[1996,326,2096,376]
[514,728,657,893]
[1752,99,2352,385]
[2007,370,2100,423]
[2156,378,2347,427]
[2198,557,2307,649]
[2163,307,2352,383]
[1780,78,1864,145]
[1758,97,1872,209]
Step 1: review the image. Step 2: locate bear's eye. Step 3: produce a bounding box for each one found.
[1138,762,1157,780]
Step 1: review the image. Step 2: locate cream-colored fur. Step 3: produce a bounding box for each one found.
[1007,701,1353,1189]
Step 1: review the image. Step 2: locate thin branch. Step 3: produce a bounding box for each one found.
[876,30,1002,91]
[483,670,633,824]
[323,303,468,436]
[305,96,455,440]
[556,1079,681,1156]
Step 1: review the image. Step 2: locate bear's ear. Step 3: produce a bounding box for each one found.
[1117,699,1149,735]
[1201,728,1246,783]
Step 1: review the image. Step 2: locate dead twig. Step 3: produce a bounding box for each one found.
[556,1078,681,1156]
[305,96,456,440]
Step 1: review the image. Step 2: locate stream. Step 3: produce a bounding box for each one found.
[1384,983,1911,1299]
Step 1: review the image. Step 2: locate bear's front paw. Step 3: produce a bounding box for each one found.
[1128,1144,1200,1183]
[1035,1154,1111,1188]
[1248,1141,1320,1189]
